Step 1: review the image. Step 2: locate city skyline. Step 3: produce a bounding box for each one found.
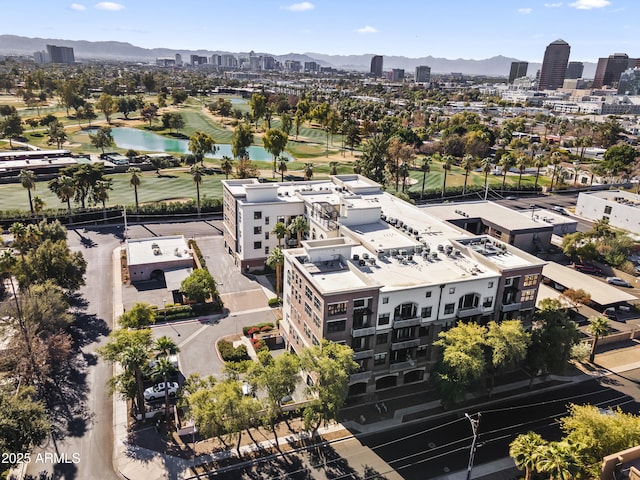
[3,0,639,63]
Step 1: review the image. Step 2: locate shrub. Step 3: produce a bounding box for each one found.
[247,327,260,337]
[251,338,267,353]
[218,340,249,362]
[260,325,273,332]
[268,297,281,307]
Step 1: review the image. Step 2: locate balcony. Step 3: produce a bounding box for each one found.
[393,317,421,329]
[353,349,374,360]
[352,326,376,338]
[457,307,483,318]
[389,359,417,373]
[501,302,522,313]
[349,371,372,383]
[391,339,421,351]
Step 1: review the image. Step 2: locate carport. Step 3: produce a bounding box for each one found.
[541,263,637,307]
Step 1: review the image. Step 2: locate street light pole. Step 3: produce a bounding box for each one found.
[163,298,167,323]
[465,413,481,480]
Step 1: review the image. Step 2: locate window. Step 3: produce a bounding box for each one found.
[313,296,321,310]
[376,333,388,344]
[378,313,390,325]
[304,302,312,317]
[303,322,311,338]
[328,302,348,316]
[449,287,455,294]
[265,216,270,225]
[312,335,319,346]
[419,326,430,337]
[444,303,455,315]
[264,246,269,254]
[354,299,366,308]
[264,232,269,240]
[417,345,428,357]
[394,302,417,320]
[254,226,262,235]
[312,312,321,329]
[521,289,536,302]
[483,296,494,308]
[254,211,262,219]
[327,319,346,333]
[505,276,519,287]
[394,327,412,341]
[305,286,313,300]
[374,353,387,366]
[382,297,389,304]
[425,291,432,298]
[458,293,480,309]
[254,241,262,249]
[604,205,612,214]
[421,306,432,318]
[523,274,539,287]
[488,281,494,288]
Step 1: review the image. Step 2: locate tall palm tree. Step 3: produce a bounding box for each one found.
[587,315,610,362]
[128,167,141,216]
[154,335,180,358]
[461,154,475,196]
[49,174,76,224]
[329,161,339,176]
[19,169,36,217]
[399,163,409,192]
[517,157,528,190]
[533,154,546,189]
[536,441,581,480]
[420,157,431,200]
[304,163,313,180]
[190,164,204,217]
[278,158,288,181]
[93,179,112,221]
[571,166,581,187]
[220,156,233,179]
[509,432,545,480]
[481,157,493,199]
[32,196,45,222]
[121,345,149,419]
[288,216,309,247]
[151,356,177,422]
[266,247,284,295]
[271,221,288,248]
[549,152,562,192]
[441,154,453,198]
[499,153,515,194]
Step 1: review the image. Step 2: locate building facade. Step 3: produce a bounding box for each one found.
[618,68,640,95]
[576,190,640,235]
[565,61,584,80]
[222,176,545,395]
[593,53,637,89]
[46,45,75,64]
[415,65,431,83]
[370,55,383,77]
[538,39,570,91]
[509,61,529,84]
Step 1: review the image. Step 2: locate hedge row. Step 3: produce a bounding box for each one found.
[218,339,249,362]
[243,323,275,337]
[188,239,207,269]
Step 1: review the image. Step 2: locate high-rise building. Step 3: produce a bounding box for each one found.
[304,61,319,73]
[389,69,404,82]
[593,54,638,89]
[175,53,183,66]
[415,65,431,83]
[618,68,640,95]
[508,61,529,84]
[538,39,570,91]
[370,55,383,77]
[565,61,584,80]
[33,51,49,64]
[46,45,75,64]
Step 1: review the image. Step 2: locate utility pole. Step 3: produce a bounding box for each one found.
[465,413,481,480]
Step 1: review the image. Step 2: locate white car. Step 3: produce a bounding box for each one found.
[606,277,632,288]
[144,382,179,401]
[553,206,568,215]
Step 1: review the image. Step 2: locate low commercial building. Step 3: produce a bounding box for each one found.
[126,236,194,289]
[223,176,546,395]
[576,190,640,235]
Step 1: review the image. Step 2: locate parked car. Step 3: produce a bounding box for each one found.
[144,381,179,401]
[505,196,517,200]
[606,277,632,288]
[573,263,603,275]
[603,307,618,321]
[553,206,568,215]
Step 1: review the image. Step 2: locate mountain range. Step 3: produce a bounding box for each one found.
[0,35,597,78]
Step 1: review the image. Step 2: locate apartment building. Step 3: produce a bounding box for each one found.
[223,176,545,395]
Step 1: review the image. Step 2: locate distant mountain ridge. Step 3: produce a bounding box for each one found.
[0,34,596,78]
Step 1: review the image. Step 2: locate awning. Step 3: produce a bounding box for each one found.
[164,267,193,292]
[542,263,637,306]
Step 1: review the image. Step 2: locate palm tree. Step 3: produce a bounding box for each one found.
[587,315,610,362]
[549,152,562,192]
[329,161,339,176]
[420,157,431,200]
[304,163,313,180]
[500,153,515,194]
[49,174,76,224]
[271,221,288,248]
[517,157,528,190]
[288,216,309,247]
[571,166,581,187]
[481,157,493,198]
[278,158,288,181]
[19,169,36,217]
[93,179,112,221]
[190,164,204,217]
[266,247,284,295]
[220,156,233,179]
[399,163,409,192]
[121,345,149,419]
[151,356,177,422]
[32,196,45,222]
[533,154,546,189]
[536,441,581,480]
[441,154,453,198]
[509,432,545,480]
[461,154,475,196]
[154,335,180,358]
[128,167,141,216]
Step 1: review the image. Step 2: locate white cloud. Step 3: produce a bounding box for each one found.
[355,26,378,34]
[70,3,86,10]
[568,0,610,9]
[94,2,125,11]
[544,2,563,6]
[517,7,533,14]
[282,2,314,11]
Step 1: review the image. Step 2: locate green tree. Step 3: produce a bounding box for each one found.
[587,315,610,362]
[329,161,339,176]
[1,112,23,147]
[441,154,453,198]
[481,156,493,196]
[500,152,515,194]
[95,93,117,124]
[32,196,45,221]
[89,126,114,154]
[118,96,139,119]
[128,167,141,215]
[461,154,475,195]
[304,162,313,180]
[288,215,309,247]
[263,128,289,176]
[516,156,528,190]
[299,341,358,437]
[141,103,158,127]
[266,247,284,295]
[485,320,530,394]
[533,154,546,189]
[180,268,218,304]
[190,164,205,217]
[19,169,36,217]
[119,302,156,329]
[220,155,234,179]
[189,131,217,165]
[280,111,293,135]
[278,158,288,181]
[47,119,67,149]
[359,134,389,184]
[154,336,180,358]
[536,441,581,480]
[231,122,254,160]
[420,157,431,199]
[249,93,267,128]
[93,178,113,220]
[150,356,177,421]
[272,221,288,248]
[63,162,106,209]
[509,432,546,480]
[48,174,76,223]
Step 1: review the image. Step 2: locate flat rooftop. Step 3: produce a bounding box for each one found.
[581,190,640,208]
[127,236,192,266]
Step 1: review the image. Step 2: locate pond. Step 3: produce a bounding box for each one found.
[106,127,290,162]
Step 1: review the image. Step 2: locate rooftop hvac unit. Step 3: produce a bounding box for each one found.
[432,251,438,259]
[414,245,422,254]
[390,249,398,257]
[377,249,386,258]
[437,244,444,251]
[369,258,376,266]
[363,253,369,259]
[353,254,360,261]
[359,259,366,267]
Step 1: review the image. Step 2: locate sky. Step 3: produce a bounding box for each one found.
[4,0,639,62]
